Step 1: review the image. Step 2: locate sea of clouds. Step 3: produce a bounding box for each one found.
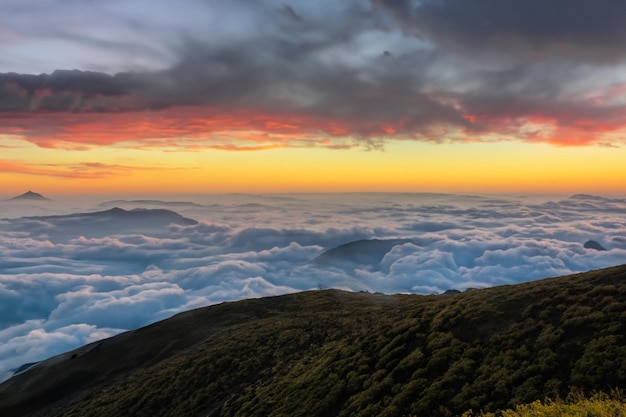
[1,192,625,382]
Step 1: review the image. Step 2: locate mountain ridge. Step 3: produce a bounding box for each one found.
[3,207,198,241]
[1,264,625,416]
[20,207,196,224]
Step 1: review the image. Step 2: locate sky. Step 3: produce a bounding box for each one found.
[2,0,626,194]
[1,192,626,381]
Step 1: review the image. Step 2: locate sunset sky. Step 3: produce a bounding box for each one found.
[2,0,626,194]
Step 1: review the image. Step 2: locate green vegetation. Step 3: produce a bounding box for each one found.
[463,389,626,416]
[1,265,626,416]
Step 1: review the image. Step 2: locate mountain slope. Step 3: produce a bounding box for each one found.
[1,265,626,416]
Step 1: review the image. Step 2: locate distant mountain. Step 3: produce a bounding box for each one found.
[584,240,607,251]
[8,191,50,201]
[5,207,198,241]
[313,238,413,270]
[2,264,625,417]
[24,207,197,226]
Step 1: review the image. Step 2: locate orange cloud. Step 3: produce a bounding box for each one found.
[462,94,626,147]
[0,159,149,179]
[0,107,369,151]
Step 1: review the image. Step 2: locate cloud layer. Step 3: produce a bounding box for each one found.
[1,192,626,382]
[2,1,626,150]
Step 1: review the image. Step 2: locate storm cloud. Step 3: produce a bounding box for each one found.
[377,0,626,62]
[2,1,626,149]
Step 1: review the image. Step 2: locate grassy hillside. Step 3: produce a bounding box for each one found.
[1,265,626,416]
[463,389,626,416]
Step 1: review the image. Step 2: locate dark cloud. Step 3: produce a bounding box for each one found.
[0,49,470,148]
[1,70,134,96]
[0,0,470,145]
[375,0,626,62]
[3,1,626,147]
[0,70,148,112]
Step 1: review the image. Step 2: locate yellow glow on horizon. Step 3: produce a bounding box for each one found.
[2,135,626,196]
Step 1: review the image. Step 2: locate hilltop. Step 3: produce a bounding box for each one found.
[1,265,625,416]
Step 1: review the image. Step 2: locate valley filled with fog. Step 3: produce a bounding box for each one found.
[1,192,625,382]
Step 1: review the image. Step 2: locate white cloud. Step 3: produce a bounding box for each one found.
[1,193,625,383]
[0,322,123,382]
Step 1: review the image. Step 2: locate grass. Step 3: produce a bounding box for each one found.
[463,389,626,416]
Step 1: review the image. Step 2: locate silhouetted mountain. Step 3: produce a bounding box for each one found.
[8,191,50,201]
[2,265,625,417]
[313,238,413,270]
[584,240,607,251]
[44,207,198,228]
[4,208,198,241]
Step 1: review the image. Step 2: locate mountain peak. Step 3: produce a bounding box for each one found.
[9,191,50,201]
